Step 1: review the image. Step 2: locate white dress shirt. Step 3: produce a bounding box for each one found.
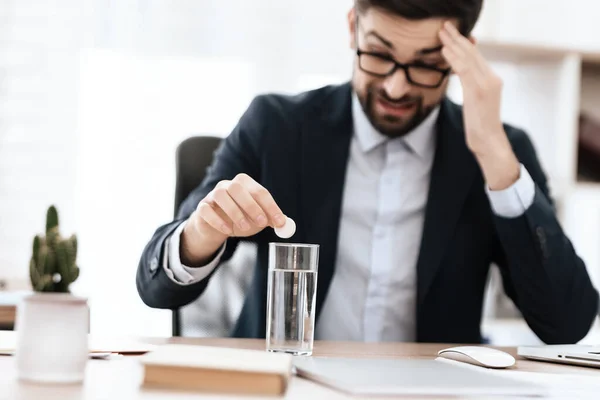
[163,93,536,342]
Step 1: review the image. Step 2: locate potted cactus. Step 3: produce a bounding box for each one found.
[29,205,80,293]
[15,205,89,383]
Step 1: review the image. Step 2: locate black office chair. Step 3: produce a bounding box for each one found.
[174,136,223,219]
[172,135,222,336]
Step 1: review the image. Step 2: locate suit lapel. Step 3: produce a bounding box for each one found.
[416,98,479,306]
[299,83,353,319]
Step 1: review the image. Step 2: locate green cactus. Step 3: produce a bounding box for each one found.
[29,205,80,293]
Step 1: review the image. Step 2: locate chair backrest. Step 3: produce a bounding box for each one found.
[172,135,222,336]
[174,136,223,217]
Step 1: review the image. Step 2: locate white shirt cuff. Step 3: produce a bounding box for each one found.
[162,220,226,285]
[486,164,536,218]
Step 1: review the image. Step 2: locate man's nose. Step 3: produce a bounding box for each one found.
[382,69,411,100]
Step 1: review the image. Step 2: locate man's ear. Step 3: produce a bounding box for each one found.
[348,7,357,50]
[469,36,477,45]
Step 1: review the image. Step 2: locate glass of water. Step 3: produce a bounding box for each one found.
[266,243,319,356]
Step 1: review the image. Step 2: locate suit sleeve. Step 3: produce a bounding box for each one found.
[163,220,227,284]
[136,96,268,310]
[492,129,599,344]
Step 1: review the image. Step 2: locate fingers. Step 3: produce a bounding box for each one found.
[440,44,463,73]
[439,22,491,85]
[235,174,286,228]
[197,202,232,235]
[227,178,268,228]
[442,22,473,55]
[439,27,468,75]
[211,183,252,232]
[201,173,286,239]
[443,22,491,75]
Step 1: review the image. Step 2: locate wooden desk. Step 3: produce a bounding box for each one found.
[1,338,599,399]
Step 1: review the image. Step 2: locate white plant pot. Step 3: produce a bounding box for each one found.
[15,293,89,383]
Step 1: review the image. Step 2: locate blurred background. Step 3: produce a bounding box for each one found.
[1,0,599,344]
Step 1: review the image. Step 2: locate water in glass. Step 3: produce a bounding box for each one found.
[267,268,317,355]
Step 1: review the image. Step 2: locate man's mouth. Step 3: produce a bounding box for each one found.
[376,97,418,117]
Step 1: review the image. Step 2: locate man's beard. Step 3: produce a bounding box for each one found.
[358,86,436,138]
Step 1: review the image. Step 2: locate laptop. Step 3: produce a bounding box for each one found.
[293,356,545,397]
[518,345,600,368]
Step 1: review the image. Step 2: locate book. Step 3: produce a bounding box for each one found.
[139,344,293,396]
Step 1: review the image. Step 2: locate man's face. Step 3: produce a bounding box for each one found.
[349,8,455,138]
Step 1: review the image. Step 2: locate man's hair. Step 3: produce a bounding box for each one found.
[355,0,483,35]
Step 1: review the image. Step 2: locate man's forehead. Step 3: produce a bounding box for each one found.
[360,9,456,53]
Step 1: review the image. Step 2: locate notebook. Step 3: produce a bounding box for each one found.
[139,344,293,396]
[293,356,546,397]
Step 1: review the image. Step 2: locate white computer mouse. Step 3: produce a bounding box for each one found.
[437,346,516,369]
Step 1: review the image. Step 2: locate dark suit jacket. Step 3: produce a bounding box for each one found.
[137,82,599,344]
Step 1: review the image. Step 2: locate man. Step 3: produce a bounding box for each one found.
[137,0,599,344]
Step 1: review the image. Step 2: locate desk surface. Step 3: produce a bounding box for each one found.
[2,338,600,399]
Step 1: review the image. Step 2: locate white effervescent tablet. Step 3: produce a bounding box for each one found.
[275,217,296,239]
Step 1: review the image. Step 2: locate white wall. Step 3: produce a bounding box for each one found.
[74,51,256,336]
[476,0,600,52]
[0,0,84,286]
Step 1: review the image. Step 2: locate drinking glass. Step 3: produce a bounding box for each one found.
[266,243,319,355]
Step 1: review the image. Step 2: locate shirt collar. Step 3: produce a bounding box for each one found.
[352,92,439,159]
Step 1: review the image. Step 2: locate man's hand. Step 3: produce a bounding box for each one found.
[439,21,520,190]
[181,173,286,266]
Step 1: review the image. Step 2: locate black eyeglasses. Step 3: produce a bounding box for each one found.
[355,19,451,89]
